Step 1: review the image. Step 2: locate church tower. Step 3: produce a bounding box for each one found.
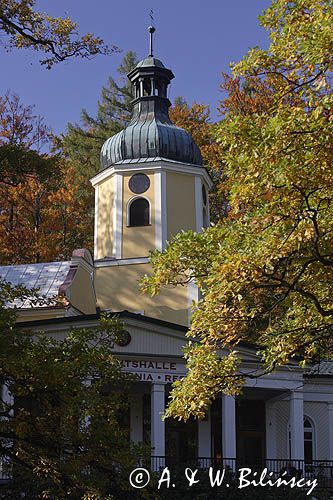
[91,27,212,326]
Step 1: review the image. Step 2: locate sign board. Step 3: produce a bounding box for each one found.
[120,358,186,383]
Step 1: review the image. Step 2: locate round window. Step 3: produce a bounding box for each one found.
[129,173,150,194]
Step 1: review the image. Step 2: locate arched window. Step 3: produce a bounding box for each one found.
[304,417,315,463]
[128,198,150,227]
[288,416,315,463]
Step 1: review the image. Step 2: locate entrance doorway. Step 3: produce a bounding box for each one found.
[165,385,197,463]
[165,417,197,464]
[236,399,266,466]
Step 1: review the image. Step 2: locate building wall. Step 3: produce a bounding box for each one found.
[95,263,190,326]
[122,172,155,258]
[166,172,196,239]
[66,265,96,315]
[304,401,329,460]
[96,176,114,259]
[274,399,331,460]
[275,400,289,459]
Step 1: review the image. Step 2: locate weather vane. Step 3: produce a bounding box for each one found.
[148,9,156,57]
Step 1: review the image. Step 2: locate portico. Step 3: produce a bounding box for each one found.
[123,347,307,468]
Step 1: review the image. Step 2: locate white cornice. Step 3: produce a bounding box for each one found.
[90,160,213,189]
[94,257,149,268]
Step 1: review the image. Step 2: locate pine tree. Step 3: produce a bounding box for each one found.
[62,51,138,179]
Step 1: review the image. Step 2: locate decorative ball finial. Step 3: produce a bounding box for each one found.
[148,25,155,57]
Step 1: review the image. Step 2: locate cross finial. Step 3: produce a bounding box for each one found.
[148,10,155,57]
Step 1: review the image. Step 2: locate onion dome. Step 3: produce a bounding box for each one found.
[100,27,203,170]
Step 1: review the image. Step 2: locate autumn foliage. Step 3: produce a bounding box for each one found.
[0,0,115,68]
[0,93,92,264]
[143,0,333,420]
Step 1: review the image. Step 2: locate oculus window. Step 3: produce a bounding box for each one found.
[128,198,150,227]
[129,173,150,194]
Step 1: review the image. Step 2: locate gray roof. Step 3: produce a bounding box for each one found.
[307,361,333,376]
[0,261,70,308]
[100,53,203,170]
[100,97,203,169]
[136,56,165,69]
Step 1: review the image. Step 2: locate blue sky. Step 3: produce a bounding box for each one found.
[0,0,270,135]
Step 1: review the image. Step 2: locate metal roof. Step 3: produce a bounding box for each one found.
[0,261,70,308]
[100,55,203,170]
[307,361,333,376]
[100,97,203,169]
[136,56,165,69]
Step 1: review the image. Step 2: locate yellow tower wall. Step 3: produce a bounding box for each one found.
[122,172,155,258]
[96,176,114,259]
[166,172,196,239]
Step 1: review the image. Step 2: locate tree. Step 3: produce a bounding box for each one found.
[0,162,93,263]
[0,91,58,187]
[0,281,141,499]
[0,93,93,263]
[62,51,137,179]
[169,101,224,221]
[141,0,333,420]
[0,0,116,68]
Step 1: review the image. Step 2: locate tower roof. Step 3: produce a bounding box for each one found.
[135,56,165,69]
[100,28,203,170]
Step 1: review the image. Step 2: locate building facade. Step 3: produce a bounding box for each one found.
[1,29,333,483]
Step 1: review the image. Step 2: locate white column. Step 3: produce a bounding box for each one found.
[222,395,236,470]
[113,173,123,259]
[328,403,333,460]
[198,408,211,467]
[154,171,167,251]
[151,383,165,470]
[266,400,277,459]
[93,184,99,259]
[130,393,143,444]
[289,390,304,461]
[195,176,204,232]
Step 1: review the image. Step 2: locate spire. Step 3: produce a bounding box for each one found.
[148,9,155,57]
[99,20,203,170]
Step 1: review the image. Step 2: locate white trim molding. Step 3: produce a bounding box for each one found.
[94,257,149,268]
[113,174,123,259]
[154,171,167,251]
[93,185,99,260]
[195,176,204,232]
[90,160,213,190]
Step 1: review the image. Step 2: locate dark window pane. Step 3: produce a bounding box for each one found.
[211,398,222,459]
[129,198,150,227]
[202,184,207,206]
[237,400,265,431]
[304,441,313,463]
[142,394,151,446]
